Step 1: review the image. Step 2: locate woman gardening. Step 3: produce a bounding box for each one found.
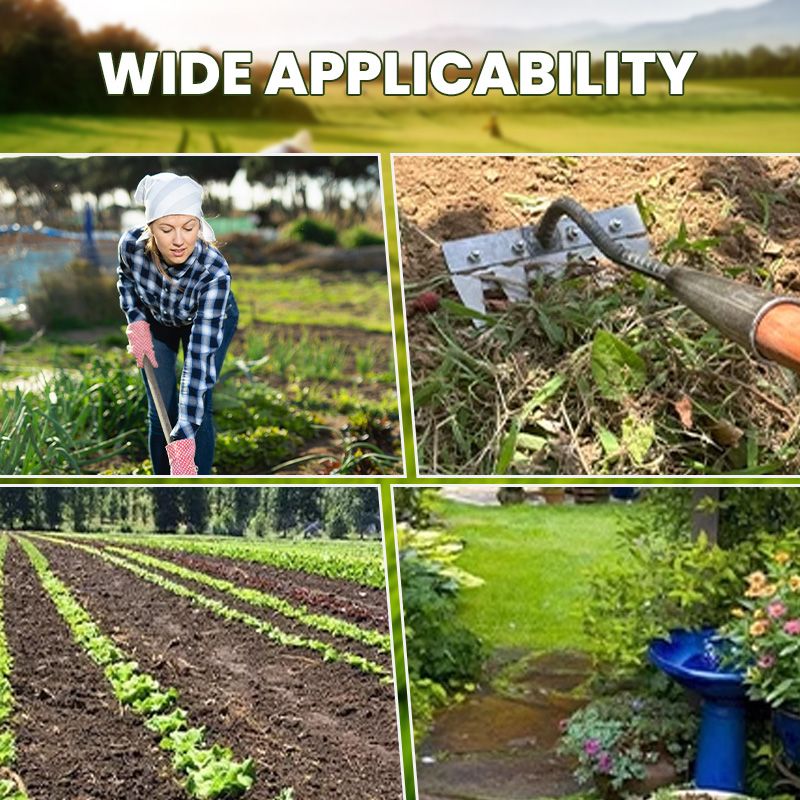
[117,173,238,475]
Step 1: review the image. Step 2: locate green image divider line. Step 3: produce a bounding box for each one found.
[15,535,263,800]
[0,536,29,800]
[101,544,392,653]
[30,535,389,680]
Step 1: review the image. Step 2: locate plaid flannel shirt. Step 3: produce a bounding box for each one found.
[117,227,231,441]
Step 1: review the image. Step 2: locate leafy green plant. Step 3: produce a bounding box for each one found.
[559,690,698,791]
[0,778,26,800]
[0,354,147,474]
[662,220,720,262]
[584,510,747,679]
[215,426,303,474]
[401,548,484,742]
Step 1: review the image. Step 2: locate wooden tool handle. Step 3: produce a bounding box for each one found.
[142,357,172,441]
[755,302,800,373]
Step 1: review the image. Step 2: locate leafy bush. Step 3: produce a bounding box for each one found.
[584,509,746,680]
[27,260,123,330]
[0,322,24,343]
[340,225,384,248]
[725,531,800,708]
[401,554,483,740]
[719,489,800,548]
[215,383,317,439]
[284,216,338,246]
[583,490,800,681]
[394,488,437,527]
[215,426,301,473]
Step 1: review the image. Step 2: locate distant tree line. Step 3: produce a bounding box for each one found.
[0,487,382,539]
[0,154,380,224]
[0,0,312,119]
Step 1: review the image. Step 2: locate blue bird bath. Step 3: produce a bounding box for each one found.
[649,628,747,794]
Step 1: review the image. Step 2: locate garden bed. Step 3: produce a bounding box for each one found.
[6,534,401,800]
[5,542,186,800]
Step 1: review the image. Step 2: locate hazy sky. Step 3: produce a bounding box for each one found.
[60,0,766,55]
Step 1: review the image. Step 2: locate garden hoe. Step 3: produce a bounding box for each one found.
[142,356,172,444]
[441,196,800,374]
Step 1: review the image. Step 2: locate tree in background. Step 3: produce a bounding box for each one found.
[42,487,63,530]
[182,487,210,534]
[151,487,180,533]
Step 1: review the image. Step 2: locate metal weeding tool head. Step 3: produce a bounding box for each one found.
[441,203,650,322]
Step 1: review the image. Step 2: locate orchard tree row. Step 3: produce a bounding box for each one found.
[0,487,381,539]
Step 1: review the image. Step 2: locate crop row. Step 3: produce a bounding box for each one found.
[105,545,392,653]
[33,536,389,679]
[0,537,27,800]
[66,533,386,588]
[16,536,269,800]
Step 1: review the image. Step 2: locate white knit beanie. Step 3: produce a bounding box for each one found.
[134,172,215,241]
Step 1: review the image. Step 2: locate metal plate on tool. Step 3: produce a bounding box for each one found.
[442,204,647,272]
[441,203,650,319]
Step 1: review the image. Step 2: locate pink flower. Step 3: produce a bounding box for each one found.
[768,601,788,619]
[758,654,776,669]
[583,738,601,756]
[784,619,800,635]
[597,752,613,774]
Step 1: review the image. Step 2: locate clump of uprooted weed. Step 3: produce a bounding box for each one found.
[411,261,800,476]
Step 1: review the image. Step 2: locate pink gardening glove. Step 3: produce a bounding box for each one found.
[166,438,198,476]
[126,320,158,368]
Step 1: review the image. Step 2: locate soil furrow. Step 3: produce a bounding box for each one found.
[95,546,392,670]
[88,539,388,625]
[4,539,186,800]
[32,537,402,800]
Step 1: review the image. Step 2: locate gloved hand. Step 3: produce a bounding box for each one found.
[126,320,158,369]
[166,438,198,476]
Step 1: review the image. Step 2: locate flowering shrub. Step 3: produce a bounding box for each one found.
[725,533,800,708]
[559,691,698,792]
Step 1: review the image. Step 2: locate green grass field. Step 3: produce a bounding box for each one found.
[430,496,641,651]
[1,78,798,153]
[233,264,392,332]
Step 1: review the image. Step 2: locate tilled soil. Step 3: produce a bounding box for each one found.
[32,537,402,800]
[3,539,186,800]
[395,154,800,475]
[102,541,389,628]
[79,545,392,672]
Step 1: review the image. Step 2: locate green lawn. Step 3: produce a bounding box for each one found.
[431,496,642,651]
[1,78,798,153]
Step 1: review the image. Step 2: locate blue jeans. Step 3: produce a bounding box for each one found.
[142,294,238,475]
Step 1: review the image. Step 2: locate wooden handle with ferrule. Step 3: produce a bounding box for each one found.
[755,302,800,374]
